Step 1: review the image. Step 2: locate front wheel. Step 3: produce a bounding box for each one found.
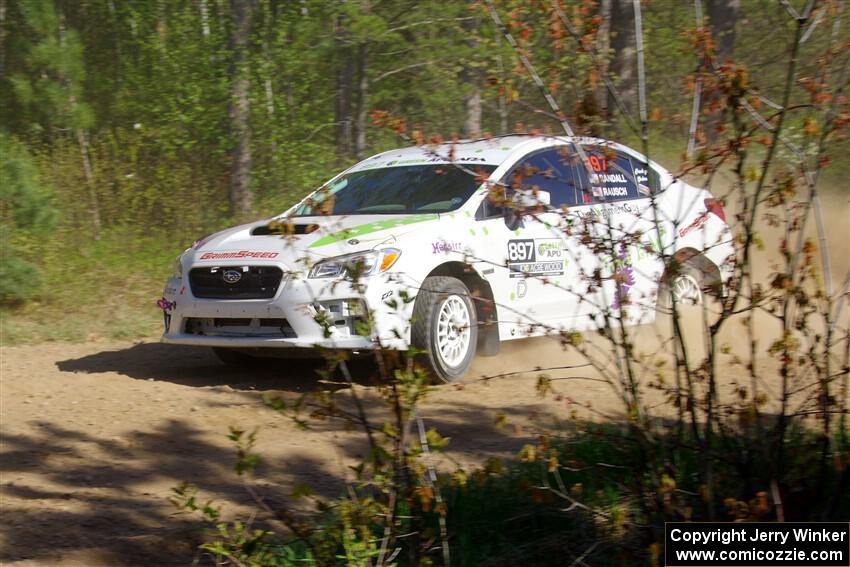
[411,276,478,383]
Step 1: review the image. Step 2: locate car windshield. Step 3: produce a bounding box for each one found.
[293,164,496,216]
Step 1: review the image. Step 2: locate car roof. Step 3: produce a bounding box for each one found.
[348,134,632,172]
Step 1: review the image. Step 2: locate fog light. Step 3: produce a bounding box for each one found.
[315,299,369,337]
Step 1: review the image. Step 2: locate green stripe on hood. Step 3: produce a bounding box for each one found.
[309,214,438,248]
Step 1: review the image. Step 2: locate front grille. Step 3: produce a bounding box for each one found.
[189,266,283,299]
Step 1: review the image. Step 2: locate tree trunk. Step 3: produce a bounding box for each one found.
[354,41,368,160]
[462,7,481,139]
[334,14,353,164]
[608,0,636,119]
[596,0,612,119]
[199,0,211,38]
[704,0,739,141]
[463,85,482,138]
[57,2,101,239]
[497,54,509,134]
[707,0,739,63]
[229,0,253,217]
[0,0,7,78]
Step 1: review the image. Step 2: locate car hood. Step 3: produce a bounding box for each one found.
[186,213,441,270]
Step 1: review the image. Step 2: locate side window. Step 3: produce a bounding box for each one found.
[632,162,662,194]
[506,146,584,208]
[579,146,657,202]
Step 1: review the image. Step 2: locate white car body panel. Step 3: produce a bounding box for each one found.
[160,135,734,354]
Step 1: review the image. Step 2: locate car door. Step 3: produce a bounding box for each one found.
[475,145,599,339]
[576,143,664,324]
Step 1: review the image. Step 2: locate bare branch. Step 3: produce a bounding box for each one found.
[372,60,436,83]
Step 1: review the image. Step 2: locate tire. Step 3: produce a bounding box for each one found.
[662,264,705,307]
[212,347,259,366]
[412,276,479,383]
[657,260,721,315]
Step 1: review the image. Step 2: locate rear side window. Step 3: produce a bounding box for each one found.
[506,146,585,208]
[578,146,659,202]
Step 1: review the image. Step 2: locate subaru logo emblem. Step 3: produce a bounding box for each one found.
[222,269,242,284]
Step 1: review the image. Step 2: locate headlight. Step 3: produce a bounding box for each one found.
[173,255,184,278]
[309,248,401,279]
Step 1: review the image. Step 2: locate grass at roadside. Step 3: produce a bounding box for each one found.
[1,228,183,345]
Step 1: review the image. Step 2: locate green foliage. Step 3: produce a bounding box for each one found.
[182,422,850,565]
[0,133,55,231]
[0,133,55,304]
[0,256,43,305]
[10,0,93,136]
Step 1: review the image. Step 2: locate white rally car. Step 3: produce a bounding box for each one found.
[160,135,733,381]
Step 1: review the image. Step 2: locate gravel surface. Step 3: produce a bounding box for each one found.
[1,338,612,566]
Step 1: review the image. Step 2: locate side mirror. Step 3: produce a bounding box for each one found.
[504,189,551,230]
[513,188,551,208]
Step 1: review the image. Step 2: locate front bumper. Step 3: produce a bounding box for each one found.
[160,268,418,351]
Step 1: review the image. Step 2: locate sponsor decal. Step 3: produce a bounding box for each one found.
[507,238,565,278]
[309,214,438,248]
[678,212,710,238]
[597,173,628,184]
[576,201,636,220]
[432,240,463,254]
[611,244,635,310]
[536,240,563,258]
[516,280,528,299]
[199,250,279,260]
[601,186,628,197]
[509,261,563,278]
[634,166,651,195]
[370,156,489,169]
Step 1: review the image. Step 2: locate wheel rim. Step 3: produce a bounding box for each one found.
[436,294,471,368]
[671,273,703,305]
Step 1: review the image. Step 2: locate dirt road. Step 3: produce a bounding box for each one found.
[1,338,622,566]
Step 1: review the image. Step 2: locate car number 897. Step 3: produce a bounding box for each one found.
[507,239,535,262]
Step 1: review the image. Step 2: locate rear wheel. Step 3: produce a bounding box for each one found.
[668,268,704,306]
[658,262,712,310]
[412,276,478,383]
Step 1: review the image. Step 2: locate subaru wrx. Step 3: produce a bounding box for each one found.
[160,135,733,381]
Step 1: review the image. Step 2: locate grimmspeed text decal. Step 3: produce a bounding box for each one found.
[198,250,280,260]
[507,239,564,278]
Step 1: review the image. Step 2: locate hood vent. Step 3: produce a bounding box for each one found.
[251,222,319,236]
